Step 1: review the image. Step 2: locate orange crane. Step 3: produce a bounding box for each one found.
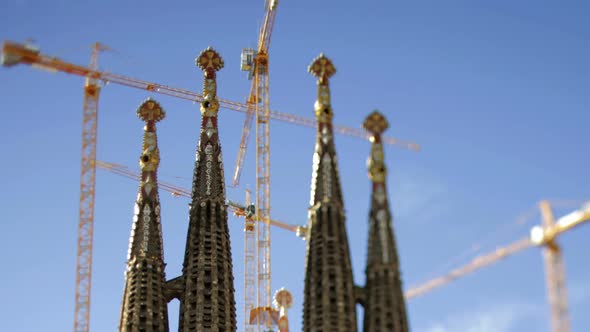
[3,41,108,332]
[1,40,418,331]
[72,42,107,332]
[236,1,279,330]
[405,200,590,332]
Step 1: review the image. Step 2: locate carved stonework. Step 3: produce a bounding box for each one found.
[178,48,237,332]
[303,54,357,332]
[119,99,169,332]
[362,111,410,332]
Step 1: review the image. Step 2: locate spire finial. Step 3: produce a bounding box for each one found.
[137,98,165,172]
[363,110,389,138]
[308,53,336,83]
[196,47,224,117]
[364,111,388,183]
[196,46,225,72]
[137,98,165,123]
[308,54,336,123]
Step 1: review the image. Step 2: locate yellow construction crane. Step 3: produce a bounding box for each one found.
[236,1,278,330]
[1,39,418,332]
[3,41,108,332]
[73,42,107,332]
[405,200,590,332]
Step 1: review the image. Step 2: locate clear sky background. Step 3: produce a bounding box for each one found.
[1,0,589,331]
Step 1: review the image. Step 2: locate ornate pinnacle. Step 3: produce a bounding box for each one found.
[363,111,388,183]
[196,47,224,117]
[309,53,336,123]
[137,98,165,172]
[308,53,336,82]
[363,110,389,138]
[137,98,165,123]
[196,47,225,73]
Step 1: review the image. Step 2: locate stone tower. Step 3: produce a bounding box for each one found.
[119,99,170,332]
[177,47,237,332]
[302,54,358,332]
[362,111,410,332]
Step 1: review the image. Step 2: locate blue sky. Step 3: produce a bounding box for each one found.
[1,0,589,331]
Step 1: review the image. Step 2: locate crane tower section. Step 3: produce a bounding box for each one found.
[238,1,278,331]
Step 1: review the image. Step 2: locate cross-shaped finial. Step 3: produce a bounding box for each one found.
[308,53,336,82]
[196,47,224,73]
[363,111,389,136]
[137,98,166,123]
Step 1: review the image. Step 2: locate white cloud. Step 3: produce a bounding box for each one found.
[422,301,538,332]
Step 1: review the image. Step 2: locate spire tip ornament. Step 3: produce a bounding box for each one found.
[363,110,389,137]
[196,47,224,72]
[364,111,388,183]
[196,47,223,117]
[308,53,336,81]
[137,99,164,173]
[137,98,166,123]
[309,54,336,123]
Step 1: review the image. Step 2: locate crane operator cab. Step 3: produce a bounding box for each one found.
[246,203,256,219]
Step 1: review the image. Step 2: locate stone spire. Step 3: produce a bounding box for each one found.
[303,54,357,332]
[362,111,410,332]
[119,98,169,332]
[178,47,237,332]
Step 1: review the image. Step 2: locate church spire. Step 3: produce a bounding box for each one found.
[119,98,169,332]
[178,47,237,332]
[307,53,343,206]
[303,54,357,332]
[362,111,410,332]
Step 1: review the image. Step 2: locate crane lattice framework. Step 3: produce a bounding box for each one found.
[405,200,590,332]
[77,42,107,332]
[1,40,419,332]
[236,0,278,330]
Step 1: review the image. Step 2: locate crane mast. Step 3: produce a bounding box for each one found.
[233,1,279,331]
[539,201,571,332]
[74,42,107,332]
[236,1,279,330]
[255,50,272,331]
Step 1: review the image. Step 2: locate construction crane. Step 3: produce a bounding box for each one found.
[236,0,279,330]
[405,200,590,332]
[1,40,418,331]
[72,42,107,332]
[3,41,109,332]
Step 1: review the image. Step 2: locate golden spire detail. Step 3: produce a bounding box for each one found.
[137,98,165,173]
[363,111,389,183]
[308,53,336,123]
[196,47,224,117]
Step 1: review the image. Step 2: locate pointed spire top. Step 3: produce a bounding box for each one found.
[136,98,164,173]
[137,98,166,123]
[196,47,223,117]
[308,53,336,83]
[309,54,336,123]
[363,110,389,138]
[364,111,388,183]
